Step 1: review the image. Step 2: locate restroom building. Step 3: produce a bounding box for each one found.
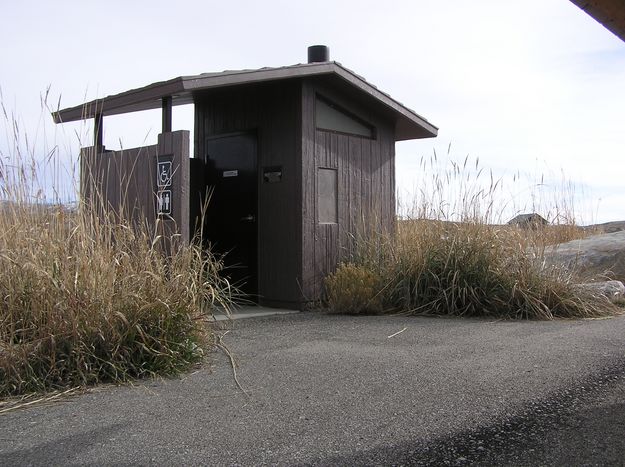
[53,46,438,309]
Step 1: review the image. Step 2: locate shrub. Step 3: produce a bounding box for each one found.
[325,263,384,314]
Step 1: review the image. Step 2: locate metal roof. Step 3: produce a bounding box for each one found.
[570,0,625,42]
[52,61,437,141]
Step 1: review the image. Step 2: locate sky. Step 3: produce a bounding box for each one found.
[1,0,624,224]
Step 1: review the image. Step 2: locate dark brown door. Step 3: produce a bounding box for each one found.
[205,132,258,298]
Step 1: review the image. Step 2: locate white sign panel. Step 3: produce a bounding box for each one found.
[156,190,172,216]
[157,161,173,187]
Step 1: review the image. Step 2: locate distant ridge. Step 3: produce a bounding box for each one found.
[585,221,625,234]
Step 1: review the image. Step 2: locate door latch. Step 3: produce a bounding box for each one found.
[240,214,255,222]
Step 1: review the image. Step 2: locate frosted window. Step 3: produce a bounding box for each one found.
[316,98,373,138]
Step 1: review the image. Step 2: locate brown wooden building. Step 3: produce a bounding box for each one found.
[53,46,437,309]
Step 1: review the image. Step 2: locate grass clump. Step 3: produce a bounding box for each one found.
[325,151,619,320]
[0,96,232,398]
[0,200,231,398]
[327,220,616,320]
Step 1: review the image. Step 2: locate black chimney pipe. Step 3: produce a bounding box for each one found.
[307,45,330,63]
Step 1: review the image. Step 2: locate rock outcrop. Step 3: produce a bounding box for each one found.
[575,280,625,301]
[544,230,625,283]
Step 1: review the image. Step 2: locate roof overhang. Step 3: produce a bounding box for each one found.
[52,61,437,141]
[570,0,625,42]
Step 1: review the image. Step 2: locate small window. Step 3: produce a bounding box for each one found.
[316,97,374,138]
[318,168,337,224]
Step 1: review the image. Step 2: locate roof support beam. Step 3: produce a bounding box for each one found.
[162,96,172,133]
[94,112,103,149]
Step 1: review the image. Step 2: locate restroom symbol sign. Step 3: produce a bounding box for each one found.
[156,190,172,216]
[157,161,172,187]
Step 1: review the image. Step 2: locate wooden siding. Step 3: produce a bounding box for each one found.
[80,130,190,246]
[194,81,302,306]
[301,79,396,302]
[81,144,158,226]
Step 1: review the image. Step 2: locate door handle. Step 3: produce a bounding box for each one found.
[240,214,255,222]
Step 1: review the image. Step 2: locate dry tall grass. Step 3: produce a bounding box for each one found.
[326,151,618,319]
[0,99,232,398]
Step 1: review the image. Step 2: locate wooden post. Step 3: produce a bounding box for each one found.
[94,112,103,149]
[162,96,172,133]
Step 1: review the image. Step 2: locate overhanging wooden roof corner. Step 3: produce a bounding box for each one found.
[52,98,105,124]
[51,76,186,124]
[329,62,437,140]
[570,0,625,42]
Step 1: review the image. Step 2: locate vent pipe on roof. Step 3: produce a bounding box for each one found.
[308,45,330,63]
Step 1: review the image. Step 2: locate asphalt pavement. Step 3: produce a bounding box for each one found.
[2,312,625,466]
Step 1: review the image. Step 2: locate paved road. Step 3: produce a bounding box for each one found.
[2,312,625,466]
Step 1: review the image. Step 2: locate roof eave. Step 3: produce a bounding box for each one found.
[395,119,438,141]
[51,64,339,124]
[329,63,438,140]
[52,77,186,123]
[52,61,438,141]
[570,0,625,42]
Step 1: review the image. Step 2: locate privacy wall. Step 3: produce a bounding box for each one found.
[80,130,190,243]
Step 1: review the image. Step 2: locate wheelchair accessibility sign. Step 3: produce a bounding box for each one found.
[157,160,172,187]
